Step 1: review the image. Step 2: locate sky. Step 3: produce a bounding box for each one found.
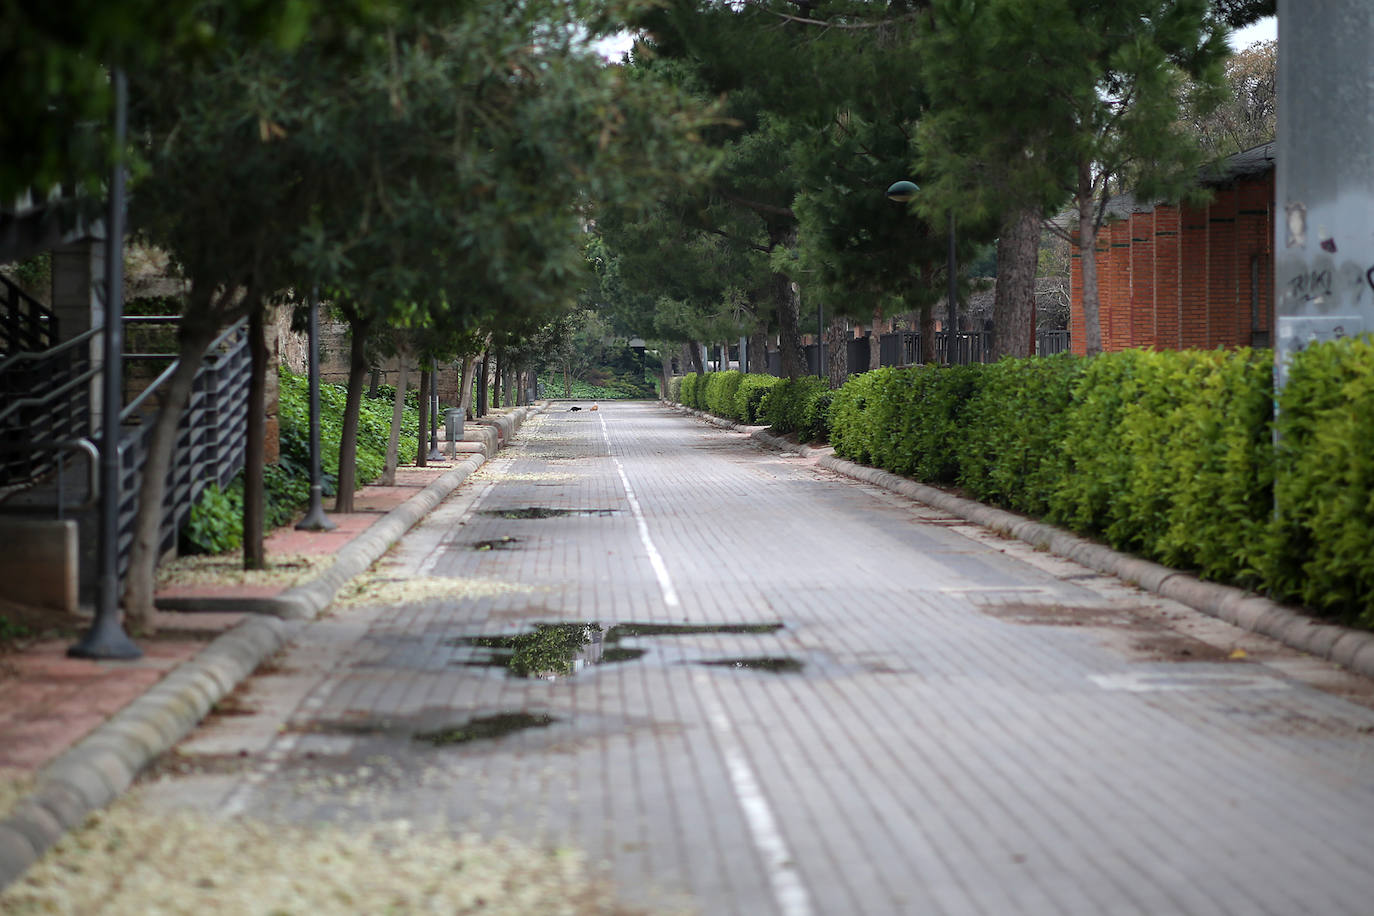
[1229,15,1277,49]
[597,14,1279,63]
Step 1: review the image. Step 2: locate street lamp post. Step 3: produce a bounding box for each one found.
[886,180,959,365]
[70,69,140,660]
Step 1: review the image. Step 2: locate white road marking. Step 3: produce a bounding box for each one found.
[601,412,811,916]
[598,413,679,609]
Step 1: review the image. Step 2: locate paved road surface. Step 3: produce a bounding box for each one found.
[139,401,1374,915]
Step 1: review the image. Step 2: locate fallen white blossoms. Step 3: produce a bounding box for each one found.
[0,804,642,915]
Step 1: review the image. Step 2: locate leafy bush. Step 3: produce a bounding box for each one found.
[665,375,683,403]
[703,370,744,419]
[678,372,702,409]
[182,368,418,554]
[835,364,986,483]
[956,354,1083,517]
[733,374,780,424]
[760,377,832,442]
[1269,336,1374,623]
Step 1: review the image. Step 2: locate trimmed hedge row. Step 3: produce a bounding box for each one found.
[668,371,824,436]
[672,342,1374,625]
[829,344,1374,626]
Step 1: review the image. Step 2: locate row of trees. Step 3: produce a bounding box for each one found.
[7,1,1275,631]
[7,0,717,630]
[583,0,1272,379]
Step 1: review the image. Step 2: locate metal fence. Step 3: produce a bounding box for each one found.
[777,327,1068,379]
[115,319,250,579]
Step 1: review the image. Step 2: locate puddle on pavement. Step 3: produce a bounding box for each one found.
[449,621,787,679]
[605,622,784,639]
[480,507,621,519]
[414,712,557,746]
[471,537,522,551]
[700,656,805,674]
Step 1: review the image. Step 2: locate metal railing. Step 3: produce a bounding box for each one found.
[0,327,98,485]
[115,319,250,577]
[0,275,57,353]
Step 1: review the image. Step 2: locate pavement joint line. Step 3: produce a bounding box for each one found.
[663,400,1374,684]
[0,405,545,892]
[599,412,680,610]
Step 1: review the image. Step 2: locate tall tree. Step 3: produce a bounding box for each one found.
[918,0,1228,356]
[1183,39,1276,158]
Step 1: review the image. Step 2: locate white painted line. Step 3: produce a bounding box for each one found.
[598,413,680,609]
[1089,672,1292,692]
[697,672,814,916]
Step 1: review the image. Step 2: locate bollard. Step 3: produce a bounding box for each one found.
[444,408,465,459]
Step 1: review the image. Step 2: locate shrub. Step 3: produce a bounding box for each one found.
[704,370,744,419]
[666,375,683,403]
[760,377,831,441]
[1269,336,1374,623]
[183,368,418,554]
[679,372,702,409]
[828,368,885,465]
[956,354,1083,516]
[734,374,780,424]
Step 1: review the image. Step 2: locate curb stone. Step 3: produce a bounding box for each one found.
[665,401,1374,683]
[0,404,544,891]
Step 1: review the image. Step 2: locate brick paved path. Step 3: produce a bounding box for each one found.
[143,401,1374,915]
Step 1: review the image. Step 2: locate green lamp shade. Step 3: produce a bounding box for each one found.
[885,180,919,202]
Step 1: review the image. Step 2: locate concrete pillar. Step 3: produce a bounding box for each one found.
[1275,0,1374,387]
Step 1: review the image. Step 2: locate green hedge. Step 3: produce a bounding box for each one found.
[828,344,1374,625]
[704,370,744,419]
[734,374,781,424]
[760,377,833,443]
[1270,335,1374,622]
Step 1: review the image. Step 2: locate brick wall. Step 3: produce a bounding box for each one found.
[1070,170,1274,354]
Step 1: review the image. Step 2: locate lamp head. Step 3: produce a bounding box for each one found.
[885,180,919,203]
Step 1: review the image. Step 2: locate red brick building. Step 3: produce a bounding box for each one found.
[1069,143,1275,353]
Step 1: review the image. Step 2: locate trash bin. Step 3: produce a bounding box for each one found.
[444,408,465,457]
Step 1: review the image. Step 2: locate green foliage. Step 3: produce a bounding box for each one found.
[704,370,744,419]
[1045,349,1273,582]
[829,364,987,482]
[1270,337,1374,623]
[760,377,831,443]
[666,375,684,403]
[733,374,780,424]
[182,367,418,554]
[956,355,1084,516]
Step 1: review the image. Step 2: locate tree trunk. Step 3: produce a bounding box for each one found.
[458,356,476,418]
[491,352,501,410]
[991,205,1042,359]
[824,315,849,389]
[366,366,381,399]
[917,296,936,365]
[243,303,267,571]
[1077,158,1103,356]
[121,320,218,632]
[563,363,571,397]
[772,277,806,380]
[334,319,370,513]
[769,226,806,380]
[416,368,430,467]
[381,344,408,486]
[868,308,882,370]
[687,339,705,376]
[749,323,769,377]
